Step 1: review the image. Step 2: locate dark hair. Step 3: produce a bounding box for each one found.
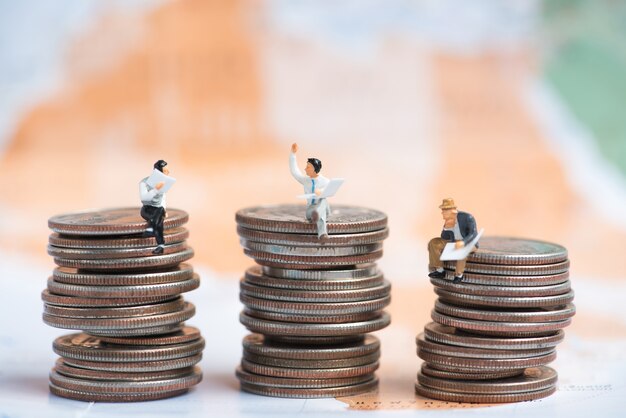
[154,160,168,172]
[307,158,322,173]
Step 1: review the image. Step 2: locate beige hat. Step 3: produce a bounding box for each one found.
[439,198,457,210]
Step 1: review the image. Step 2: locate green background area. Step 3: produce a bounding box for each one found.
[543,0,626,175]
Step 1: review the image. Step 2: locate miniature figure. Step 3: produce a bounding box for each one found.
[139,160,176,254]
[428,198,479,283]
[289,143,331,239]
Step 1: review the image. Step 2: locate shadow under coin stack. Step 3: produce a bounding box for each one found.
[415,237,575,403]
[42,208,204,402]
[235,204,391,398]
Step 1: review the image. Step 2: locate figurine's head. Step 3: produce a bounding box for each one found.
[306,158,322,177]
[154,160,169,175]
[439,198,458,221]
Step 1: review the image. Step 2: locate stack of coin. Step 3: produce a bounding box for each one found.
[415,237,575,403]
[42,208,204,401]
[235,204,391,398]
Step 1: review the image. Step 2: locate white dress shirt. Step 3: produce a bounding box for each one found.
[289,153,329,205]
[139,177,167,208]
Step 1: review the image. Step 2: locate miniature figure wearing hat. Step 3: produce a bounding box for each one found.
[139,160,172,254]
[428,198,479,283]
[290,143,330,239]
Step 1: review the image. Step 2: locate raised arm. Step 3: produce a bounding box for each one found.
[289,143,307,183]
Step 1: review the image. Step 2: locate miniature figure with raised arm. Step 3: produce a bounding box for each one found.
[289,143,333,239]
[139,159,176,254]
[428,198,482,283]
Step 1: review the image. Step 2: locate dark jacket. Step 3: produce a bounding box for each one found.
[440,211,478,246]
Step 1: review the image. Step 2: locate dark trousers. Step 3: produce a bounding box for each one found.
[141,205,166,246]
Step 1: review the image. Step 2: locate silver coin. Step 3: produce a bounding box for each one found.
[417,349,557,372]
[53,333,206,362]
[244,266,384,291]
[262,264,379,280]
[417,366,557,394]
[49,383,189,402]
[467,237,568,265]
[420,364,523,381]
[239,378,378,398]
[416,333,555,359]
[239,280,391,303]
[241,240,383,257]
[51,264,195,285]
[237,226,389,247]
[241,358,379,379]
[434,300,577,323]
[53,248,194,271]
[235,205,387,234]
[47,242,188,260]
[236,366,375,388]
[242,334,380,360]
[442,270,570,287]
[415,382,556,403]
[244,308,380,324]
[43,302,196,332]
[49,228,189,249]
[239,311,391,336]
[434,288,575,309]
[44,297,185,318]
[242,351,380,369]
[423,322,565,350]
[245,248,383,269]
[46,274,200,298]
[63,353,203,372]
[240,294,391,315]
[446,260,570,276]
[48,207,189,236]
[49,367,202,393]
[430,278,571,297]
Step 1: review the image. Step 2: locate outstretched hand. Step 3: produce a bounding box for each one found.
[291,143,298,153]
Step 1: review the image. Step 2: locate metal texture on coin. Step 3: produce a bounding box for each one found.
[44,297,185,318]
[98,326,201,346]
[54,359,196,381]
[63,353,202,372]
[240,294,391,315]
[47,242,188,260]
[446,260,570,276]
[417,349,557,372]
[243,351,380,369]
[416,334,555,359]
[262,264,379,280]
[236,367,375,388]
[46,275,200,298]
[423,322,565,350]
[236,205,387,235]
[245,266,384,291]
[241,240,383,257]
[240,280,391,303]
[240,312,391,336]
[242,334,380,360]
[434,288,575,309]
[417,366,557,394]
[420,364,523,381]
[49,384,189,402]
[430,278,571,297]
[49,208,189,236]
[240,378,378,398]
[49,228,189,249]
[53,248,194,271]
[443,270,570,287]
[42,289,176,308]
[53,333,205,362]
[434,300,577,323]
[52,264,195,286]
[237,226,389,247]
[244,248,383,269]
[467,237,568,265]
[415,383,556,403]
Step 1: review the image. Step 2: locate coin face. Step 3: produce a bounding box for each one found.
[48,208,189,235]
[244,266,385,291]
[415,382,556,403]
[236,205,387,234]
[98,326,201,346]
[52,264,195,286]
[434,300,576,323]
[468,237,568,265]
[53,248,195,271]
[236,367,375,388]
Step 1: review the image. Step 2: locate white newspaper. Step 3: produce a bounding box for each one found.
[146,169,177,194]
[297,178,344,200]
[440,228,484,261]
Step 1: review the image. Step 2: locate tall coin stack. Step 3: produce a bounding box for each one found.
[235,204,391,398]
[42,208,205,402]
[415,237,575,403]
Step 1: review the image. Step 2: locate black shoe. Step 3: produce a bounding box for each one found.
[152,246,164,255]
[453,275,463,283]
[428,270,445,279]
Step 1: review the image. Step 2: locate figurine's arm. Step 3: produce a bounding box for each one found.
[289,149,307,183]
[139,180,158,202]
